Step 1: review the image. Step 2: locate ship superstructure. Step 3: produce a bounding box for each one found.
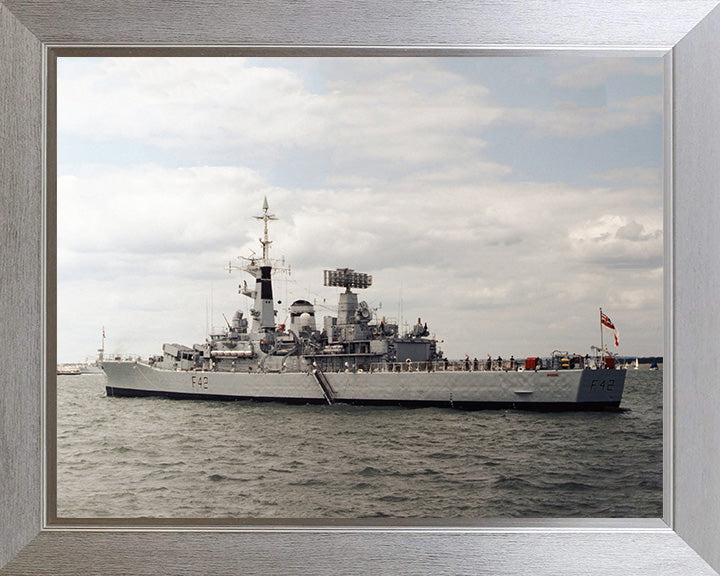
[103,198,626,410]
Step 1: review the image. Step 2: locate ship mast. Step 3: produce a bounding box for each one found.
[255,196,277,264]
[227,197,291,334]
[228,197,280,334]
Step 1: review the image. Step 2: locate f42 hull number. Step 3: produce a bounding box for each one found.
[191,375,209,390]
[590,378,614,392]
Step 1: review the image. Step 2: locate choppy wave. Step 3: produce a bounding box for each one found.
[56,371,662,518]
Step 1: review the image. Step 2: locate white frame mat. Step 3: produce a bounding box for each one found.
[2,1,720,574]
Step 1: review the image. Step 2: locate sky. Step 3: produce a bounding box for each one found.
[57,56,663,363]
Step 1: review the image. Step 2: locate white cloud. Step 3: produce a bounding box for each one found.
[59,58,329,148]
[58,165,662,362]
[59,57,506,178]
[568,214,662,270]
[58,164,279,258]
[503,94,662,139]
[593,166,661,187]
[552,58,663,89]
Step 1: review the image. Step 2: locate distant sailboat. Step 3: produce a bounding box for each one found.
[634,358,639,370]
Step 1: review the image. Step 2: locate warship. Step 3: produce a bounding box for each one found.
[103,199,626,410]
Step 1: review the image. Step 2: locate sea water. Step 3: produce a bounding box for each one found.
[56,369,662,518]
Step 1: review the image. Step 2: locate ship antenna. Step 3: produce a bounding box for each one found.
[254,196,277,263]
[98,326,105,363]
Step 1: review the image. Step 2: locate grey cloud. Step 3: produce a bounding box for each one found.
[615,220,661,242]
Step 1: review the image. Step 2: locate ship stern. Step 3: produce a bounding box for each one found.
[575,368,626,408]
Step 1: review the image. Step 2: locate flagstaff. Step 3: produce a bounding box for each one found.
[599,307,605,363]
[599,309,620,370]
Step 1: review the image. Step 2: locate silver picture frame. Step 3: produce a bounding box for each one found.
[2,1,720,574]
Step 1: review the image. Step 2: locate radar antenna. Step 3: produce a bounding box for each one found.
[323,268,373,292]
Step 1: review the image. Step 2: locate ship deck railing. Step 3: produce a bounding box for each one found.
[367,358,603,373]
[105,355,145,362]
[368,360,517,373]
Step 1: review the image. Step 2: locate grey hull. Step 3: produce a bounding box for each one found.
[103,361,625,411]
